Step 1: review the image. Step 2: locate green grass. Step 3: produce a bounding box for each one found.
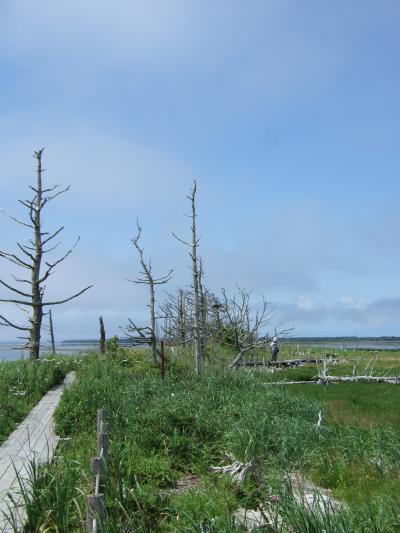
[6,348,399,532]
[0,356,79,444]
[254,353,400,428]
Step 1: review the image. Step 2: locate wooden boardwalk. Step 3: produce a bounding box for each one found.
[0,372,75,532]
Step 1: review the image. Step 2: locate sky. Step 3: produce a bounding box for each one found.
[0,0,399,340]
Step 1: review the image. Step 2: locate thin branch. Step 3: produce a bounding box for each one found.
[42,285,93,306]
[42,226,64,245]
[0,278,31,298]
[0,314,30,331]
[0,297,32,306]
[0,250,32,269]
[0,208,33,228]
[171,232,191,247]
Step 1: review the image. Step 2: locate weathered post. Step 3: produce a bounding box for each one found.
[86,494,105,532]
[85,409,110,533]
[160,340,166,379]
[97,424,110,458]
[96,409,106,434]
[99,316,106,355]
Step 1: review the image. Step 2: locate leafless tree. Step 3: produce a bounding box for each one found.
[126,220,173,364]
[0,149,92,360]
[212,287,293,368]
[172,181,203,373]
[160,288,192,344]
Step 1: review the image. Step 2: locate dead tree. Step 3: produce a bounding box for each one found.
[99,316,106,355]
[220,287,253,351]
[160,288,191,344]
[214,288,293,368]
[48,309,56,354]
[173,181,203,373]
[40,308,56,354]
[126,221,173,364]
[0,149,92,360]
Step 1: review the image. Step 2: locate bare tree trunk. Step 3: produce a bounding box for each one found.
[190,184,203,374]
[172,182,203,373]
[29,153,44,360]
[49,309,56,354]
[149,279,158,364]
[99,315,106,355]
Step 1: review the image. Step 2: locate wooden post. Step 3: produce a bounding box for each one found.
[97,409,106,434]
[97,424,110,457]
[99,316,106,356]
[91,457,107,477]
[91,456,107,494]
[160,341,165,379]
[86,494,105,532]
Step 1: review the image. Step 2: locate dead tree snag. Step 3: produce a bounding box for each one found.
[172,181,203,373]
[0,149,92,360]
[126,220,173,364]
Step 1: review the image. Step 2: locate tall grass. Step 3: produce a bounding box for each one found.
[0,356,79,444]
[4,351,399,531]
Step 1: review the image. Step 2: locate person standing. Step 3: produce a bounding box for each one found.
[270,336,279,361]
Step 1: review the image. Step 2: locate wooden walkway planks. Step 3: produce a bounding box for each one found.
[0,372,75,532]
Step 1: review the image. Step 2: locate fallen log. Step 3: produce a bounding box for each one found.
[239,357,323,367]
[263,375,400,385]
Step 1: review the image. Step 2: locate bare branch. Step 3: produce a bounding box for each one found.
[0,297,32,306]
[0,208,33,228]
[11,275,31,284]
[44,185,71,202]
[0,314,30,331]
[171,232,191,247]
[42,226,64,245]
[0,278,31,298]
[16,242,35,262]
[39,237,80,283]
[0,250,32,269]
[42,285,93,306]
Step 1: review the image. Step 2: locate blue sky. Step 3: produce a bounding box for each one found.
[0,1,399,340]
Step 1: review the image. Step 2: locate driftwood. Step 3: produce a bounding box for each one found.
[239,357,323,368]
[209,457,254,486]
[264,375,400,385]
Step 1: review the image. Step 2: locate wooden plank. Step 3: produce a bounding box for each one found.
[0,372,75,532]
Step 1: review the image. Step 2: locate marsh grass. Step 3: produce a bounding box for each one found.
[4,348,400,531]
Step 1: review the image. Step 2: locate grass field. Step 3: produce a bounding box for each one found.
[2,346,398,532]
